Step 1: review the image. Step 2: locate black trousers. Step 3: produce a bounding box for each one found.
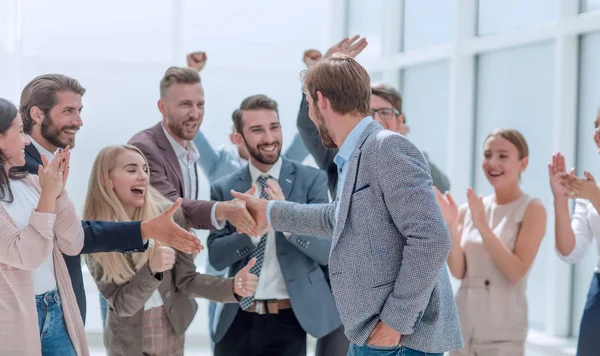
[214,309,306,356]
[316,325,350,356]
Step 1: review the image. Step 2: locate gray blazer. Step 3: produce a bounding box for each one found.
[269,122,463,354]
[296,93,451,197]
[207,157,342,343]
[194,130,310,183]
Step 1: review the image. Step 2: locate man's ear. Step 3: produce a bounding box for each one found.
[157,99,166,116]
[30,106,45,126]
[232,132,245,146]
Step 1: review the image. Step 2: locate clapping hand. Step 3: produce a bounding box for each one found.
[466,188,486,231]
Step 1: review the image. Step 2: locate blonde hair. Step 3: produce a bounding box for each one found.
[84,145,172,285]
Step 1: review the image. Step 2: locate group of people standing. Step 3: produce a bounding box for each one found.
[0,33,599,356]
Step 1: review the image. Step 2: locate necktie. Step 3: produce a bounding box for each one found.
[239,175,272,310]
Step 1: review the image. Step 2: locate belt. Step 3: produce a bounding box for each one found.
[244,299,292,315]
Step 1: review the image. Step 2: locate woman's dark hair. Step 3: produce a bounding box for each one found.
[0,98,28,202]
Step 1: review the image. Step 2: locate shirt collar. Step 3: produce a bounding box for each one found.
[28,135,55,162]
[334,116,373,167]
[248,156,283,183]
[161,124,200,162]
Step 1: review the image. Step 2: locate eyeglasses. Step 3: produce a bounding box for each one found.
[371,108,400,120]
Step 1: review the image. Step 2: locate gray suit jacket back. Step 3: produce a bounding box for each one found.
[207,158,342,342]
[270,122,463,354]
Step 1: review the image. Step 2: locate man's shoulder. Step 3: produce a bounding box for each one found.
[128,125,159,150]
[288,158,323,177]
[212,168,242,191]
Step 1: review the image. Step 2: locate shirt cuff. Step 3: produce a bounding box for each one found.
[211,202,226,230]
[266,201,276,226]
[283,232,292,240]
[249,235,262,246]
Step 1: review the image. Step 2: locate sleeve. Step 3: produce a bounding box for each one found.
[376,134,452,335]
[131,140,216,230]
[557,199,595,263]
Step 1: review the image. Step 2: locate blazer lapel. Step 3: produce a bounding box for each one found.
[25,144,42,165]
[235,166,253,196]
[332,122,380,248]
[153,124,185,193]
[278,158,295,200]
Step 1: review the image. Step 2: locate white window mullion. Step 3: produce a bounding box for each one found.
[447,0,477,199]
[546,0,580,338]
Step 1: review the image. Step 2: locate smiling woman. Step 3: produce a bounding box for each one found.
[435,128,547,355]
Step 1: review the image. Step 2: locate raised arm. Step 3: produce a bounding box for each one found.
[0,210,54,270]
[434,187,467,279]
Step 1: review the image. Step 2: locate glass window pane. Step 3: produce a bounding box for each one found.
[403,0,453,51]
[347,0,385,57]
[401,61,450,178]
[581,0,600,12]
[478,0,559,36]
[475,42,555,330]
[572,32,600,336]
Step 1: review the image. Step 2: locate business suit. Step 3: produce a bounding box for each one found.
[128,123,216,230]
[296,93,451,198]
[22,143,146,324]
[208,157,342,355]
[194,131,310,183]
[268,121,463,354]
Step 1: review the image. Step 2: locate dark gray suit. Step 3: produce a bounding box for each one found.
[208,158,342,347]
[296,94,451,198]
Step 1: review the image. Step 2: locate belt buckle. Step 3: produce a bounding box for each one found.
[256,301,265,315]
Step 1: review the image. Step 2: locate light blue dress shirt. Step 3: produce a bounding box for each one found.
[267,116,373,224]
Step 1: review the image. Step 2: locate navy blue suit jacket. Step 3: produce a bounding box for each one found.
[22,144,146,323]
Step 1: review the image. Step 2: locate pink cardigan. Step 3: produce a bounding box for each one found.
[0,175,88,356]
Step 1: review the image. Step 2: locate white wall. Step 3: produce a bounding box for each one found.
[0,0,336,340]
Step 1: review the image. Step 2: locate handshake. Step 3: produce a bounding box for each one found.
[214,178,284,237]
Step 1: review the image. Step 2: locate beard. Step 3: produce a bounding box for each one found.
[314,106,336,149]
[246,141,281,165]
[41,114,77,149]
[167,117,200,141]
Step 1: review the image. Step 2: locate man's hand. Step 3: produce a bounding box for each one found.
[367,321,401,348]
[231,185,270,235]
[141,198,203,254]
[187,51,207,72]
[216,185,259,236]
[303,49,323,69]
[233,258,258,297]
[324,35,368,59]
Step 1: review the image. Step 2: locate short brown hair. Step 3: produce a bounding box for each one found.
[231,94,279,135]
[485,128,529,159]
[159,67,201,98]
[372,83,403,112]
[20,74,86,134]
[302,54,371,117]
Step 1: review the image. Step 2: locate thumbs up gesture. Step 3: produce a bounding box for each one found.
[233,258,258,297]
[148,240,176,274]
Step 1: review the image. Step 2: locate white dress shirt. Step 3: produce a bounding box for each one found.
[161,125,224,230]
[557,199,600,271]
[248,158,289,300]
[2,179,57,294]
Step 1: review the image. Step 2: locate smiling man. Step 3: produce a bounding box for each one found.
[18,74,202,325]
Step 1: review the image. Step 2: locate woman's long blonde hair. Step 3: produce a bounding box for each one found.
[83,144,173,285]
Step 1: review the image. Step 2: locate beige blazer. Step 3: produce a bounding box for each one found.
[0,175,88,356]
[90,235,238,355]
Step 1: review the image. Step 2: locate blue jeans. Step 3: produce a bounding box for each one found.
[100,293,108,328]
[36,288,76,356]
[348,344,443,356]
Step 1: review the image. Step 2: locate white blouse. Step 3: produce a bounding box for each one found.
[1,179,57,294]
[557,199,600,271]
